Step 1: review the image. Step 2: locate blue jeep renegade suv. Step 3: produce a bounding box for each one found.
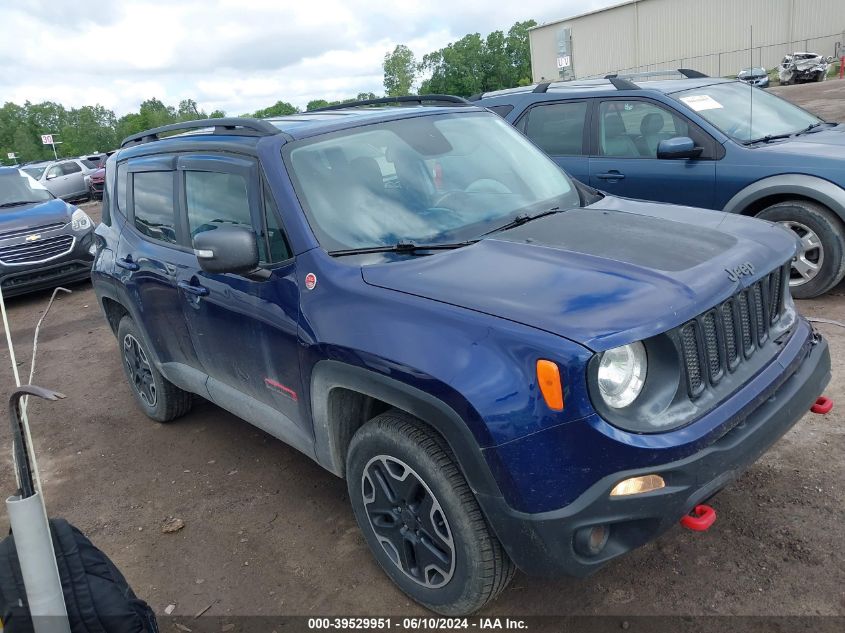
[476,71,845,299]
[91,98,831,615]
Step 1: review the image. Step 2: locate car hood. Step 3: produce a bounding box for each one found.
[0,199,74,235]
[753,125,845,159]
[361,197,798,351]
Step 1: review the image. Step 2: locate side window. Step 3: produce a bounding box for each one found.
[46,165,62,179]
[599,100,689,158]
[116,163,128,216]
[185,170,252,237]
[262,185,291,263]
[519,101,588,156]
[62,161,82,175]
[133,171,177,244]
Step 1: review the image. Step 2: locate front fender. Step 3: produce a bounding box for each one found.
[723,173,845,221]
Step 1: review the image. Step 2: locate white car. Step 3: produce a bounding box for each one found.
[20,159,97,201]
[778,52,834,84]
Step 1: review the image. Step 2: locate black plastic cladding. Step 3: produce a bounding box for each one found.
[677,263,790,399]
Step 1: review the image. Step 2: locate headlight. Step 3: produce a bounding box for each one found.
[597,342,647,408]
[71,209,92,231]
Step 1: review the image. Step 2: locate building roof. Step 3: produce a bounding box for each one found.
[529,0,642,31]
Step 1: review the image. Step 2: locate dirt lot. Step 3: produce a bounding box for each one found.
[0,82,844,620]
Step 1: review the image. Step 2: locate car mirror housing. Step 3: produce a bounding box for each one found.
[192,224,260,275]
[656,136,703,160]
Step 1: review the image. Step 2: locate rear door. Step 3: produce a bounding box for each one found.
[114,156,204,376]
[174,154,305,433]
[44,163,72,199]
[61,160,86,198]
[514,100,590,183]
[588,98,718,209]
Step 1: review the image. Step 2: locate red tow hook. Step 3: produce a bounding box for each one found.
[811,396,834,415]
[680,504,717,531]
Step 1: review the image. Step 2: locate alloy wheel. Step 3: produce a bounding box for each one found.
[123,334,157,407]
[361,455,455,588]
[779,220,824,287]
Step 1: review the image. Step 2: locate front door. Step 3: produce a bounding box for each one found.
[588,98,717,209]
[44,163,73,199]
[174,155,305,433]
[515,100,590,184]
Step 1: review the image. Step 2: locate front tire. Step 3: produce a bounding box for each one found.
[756,200,845,298]
[346,410,514,615]
[117,316,193,422]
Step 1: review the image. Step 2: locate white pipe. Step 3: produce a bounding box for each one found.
[6,493,70,633]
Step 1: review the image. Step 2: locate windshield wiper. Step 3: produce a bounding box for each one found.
[744,132,794,145]
[328,240,477,257]
[0,200,46,208]
[480,207,560,237]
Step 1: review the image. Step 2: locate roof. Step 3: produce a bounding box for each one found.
[266,105,481,139]
[118,100,485,151]
[529,0,641,30]
[477,76,733,101]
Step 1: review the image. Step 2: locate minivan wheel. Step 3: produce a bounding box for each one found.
[756,200,845,298]
[346,410,514,615]
[116,316,193,422]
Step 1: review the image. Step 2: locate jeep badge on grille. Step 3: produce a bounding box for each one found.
[726,262,755,282]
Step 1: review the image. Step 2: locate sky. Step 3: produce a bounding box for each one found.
[0,0,615,116]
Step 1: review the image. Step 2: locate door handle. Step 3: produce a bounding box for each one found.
[177,280,209,297]
[595,171,626,180]
[116,257,139,271]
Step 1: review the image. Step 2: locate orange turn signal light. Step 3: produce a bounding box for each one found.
[536,359,564,411]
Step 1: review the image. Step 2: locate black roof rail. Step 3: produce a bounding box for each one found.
[120,117,280,148]
[678,68,708,78]
[532,82,551,93]
[310,95,473,112]
[607,76,640,91]
[467,93,483,102]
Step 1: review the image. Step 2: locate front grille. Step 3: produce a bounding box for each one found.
[0,222,65,241]
[0,234,74,265]
[677,263,790,398]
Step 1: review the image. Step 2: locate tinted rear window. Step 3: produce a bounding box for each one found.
[133,171,177,244]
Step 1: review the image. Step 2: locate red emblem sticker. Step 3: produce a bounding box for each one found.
[305,272,317,290]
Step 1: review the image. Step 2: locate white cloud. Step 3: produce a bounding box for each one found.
[1,0,609,115]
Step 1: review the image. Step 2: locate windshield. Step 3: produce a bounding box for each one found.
[672,81,821,142]
[22,166,47,180]
[285,112,580,252]
[0,170,54,207]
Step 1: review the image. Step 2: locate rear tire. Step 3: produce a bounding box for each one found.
[117,316,193,422]
[756,200,845,298]
[346,410,514,615]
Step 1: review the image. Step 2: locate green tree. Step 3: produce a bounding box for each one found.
[383,45,416,96]
[209,109,226,118]
[416,19,538,97]
[251,101,299,117]
[306,99,332,111]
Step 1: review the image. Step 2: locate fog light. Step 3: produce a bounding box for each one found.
[610,474,665,497]
[574,525,610,557]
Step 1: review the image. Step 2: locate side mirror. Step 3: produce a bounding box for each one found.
[657,136,703,160]
[193,225,259,275]
[45,172,57,180]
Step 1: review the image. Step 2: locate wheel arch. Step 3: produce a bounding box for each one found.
[726,174,845,225]
[310,360,503,499]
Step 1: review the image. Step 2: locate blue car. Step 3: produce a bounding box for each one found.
[476,71,845,298]
[91,100,830,614]
[0,167,95,296]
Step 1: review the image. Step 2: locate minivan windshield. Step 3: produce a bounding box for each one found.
[21,165,47,180]
[0,170,54,208]
[672,81,821,143]
[286,112,580,252]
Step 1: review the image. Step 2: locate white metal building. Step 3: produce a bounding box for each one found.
[529,0,844,81]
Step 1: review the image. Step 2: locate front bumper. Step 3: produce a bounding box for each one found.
[479,332,830,577]
[0,230,95,297]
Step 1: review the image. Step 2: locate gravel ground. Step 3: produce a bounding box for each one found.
[0,81,843,620]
